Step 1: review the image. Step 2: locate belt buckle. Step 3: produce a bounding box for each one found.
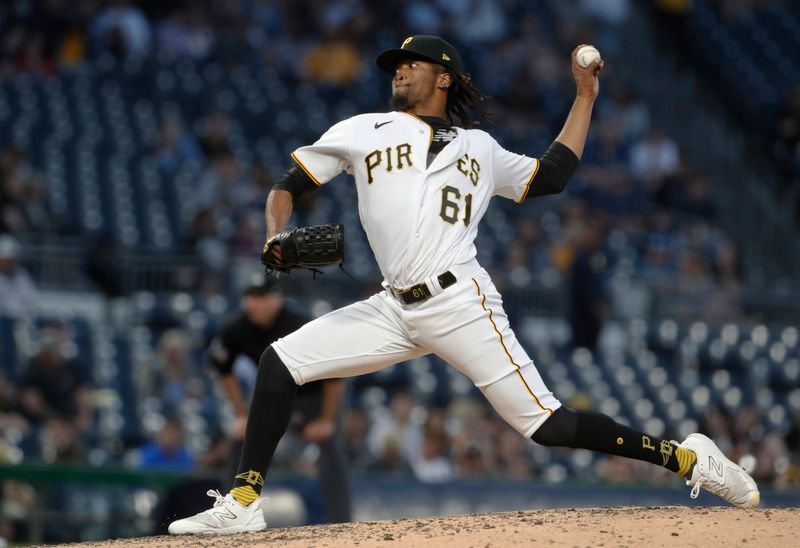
[389,285,405,303]
[390,284,418,305]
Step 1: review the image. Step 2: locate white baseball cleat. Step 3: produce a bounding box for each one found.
[677,433,760,508]
[168,489,267,535]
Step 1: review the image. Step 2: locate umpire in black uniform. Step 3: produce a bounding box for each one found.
[207,275,351,523]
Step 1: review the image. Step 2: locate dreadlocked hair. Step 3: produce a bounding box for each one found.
[443,69,491,128]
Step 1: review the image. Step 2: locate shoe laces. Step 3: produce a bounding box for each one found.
[674,439,729,501]
[206,489,226,508]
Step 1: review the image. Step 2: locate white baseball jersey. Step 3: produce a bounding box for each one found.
[274,111,561,438]
[291,111,540,288]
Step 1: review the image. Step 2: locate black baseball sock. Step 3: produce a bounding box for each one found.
[230,346,298,506]
[532,407,696,477]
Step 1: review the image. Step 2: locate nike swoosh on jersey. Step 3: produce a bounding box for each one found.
[374,120,393,129]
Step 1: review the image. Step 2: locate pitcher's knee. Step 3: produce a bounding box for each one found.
[531,407,579,447]
[257,346,298,395]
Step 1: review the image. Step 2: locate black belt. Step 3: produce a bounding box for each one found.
[391,271,457,305]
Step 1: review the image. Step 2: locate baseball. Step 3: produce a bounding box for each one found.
[576,45,601,68]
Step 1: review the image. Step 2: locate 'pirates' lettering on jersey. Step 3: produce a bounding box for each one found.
[457,154,481,186]
[364,143,413,184]
[290,111,540,287]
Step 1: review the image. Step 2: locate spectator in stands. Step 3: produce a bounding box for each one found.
[580,168,646,218]
[135,328,208,413]
[0,479,34,544]
[654,166,717,220]
[628,130,680,184]
[17,326,92,434]
[364,434,414,478]
[0,14,59,77]
[447,400,498,479]
[504,241,534,288]
[197,110,233,161]
[301,30,362,86]
[751,433,789,484]
[39,416,85,463]
[195,153,261,219]
[700,407,734,454]
[185,209,228,294]
[341,407,372,472]
[496,430,534,480]
[154,7,214,62]
[0,235,38,319]
[454,442,492,478]
[566,214,610,351]
[638,230,679,290]
[367,391,423,463]
[671,249,716,323]
[153,113,203,175]
[136,416,194,470]
[582,120,631,170]
[700,239,745,324]
[447,0,508,44]
[227,209,264,258]
[579,0,631,27]
[403,2,443,35]
[0,147,52,235]
[83,232,125,298]
[411,428,453,483]
[607,86,649,140]
[91,0,151,59]
[409,409,454,483]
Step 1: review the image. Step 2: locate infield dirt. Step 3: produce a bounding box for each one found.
[48,506,798,547]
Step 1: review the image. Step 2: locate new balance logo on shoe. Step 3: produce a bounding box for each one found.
[708,455,724,477]
[213,507,238,525]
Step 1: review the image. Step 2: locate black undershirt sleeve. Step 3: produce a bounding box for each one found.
[272,166,319,202]
[524,141,580,199]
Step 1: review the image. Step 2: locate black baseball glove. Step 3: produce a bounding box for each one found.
[261,224,345,274]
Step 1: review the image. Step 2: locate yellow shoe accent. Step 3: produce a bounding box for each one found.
[235,470,264,487]
[676,446,697,477]
[230,485,259,507]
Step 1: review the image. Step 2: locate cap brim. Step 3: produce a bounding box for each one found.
[376,49,437,74]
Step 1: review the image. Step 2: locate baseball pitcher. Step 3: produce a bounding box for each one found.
[169,35,758,535]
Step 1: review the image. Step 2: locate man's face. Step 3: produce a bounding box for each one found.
[243,292,283,327]
[390,57,448,111]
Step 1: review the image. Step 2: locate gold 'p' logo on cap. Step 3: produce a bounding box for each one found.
[442,53,450,61]
[401,36,413,48]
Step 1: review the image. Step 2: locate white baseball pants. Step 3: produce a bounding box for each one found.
[273,263,561,437]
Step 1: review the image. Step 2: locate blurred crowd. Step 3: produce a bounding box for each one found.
[1,0,799,542]
[1,314,799,487]
[2,314,799,484]
[650,0,800,225]
[0,0,752,324]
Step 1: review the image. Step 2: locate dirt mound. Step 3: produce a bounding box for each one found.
[50,506,798,548]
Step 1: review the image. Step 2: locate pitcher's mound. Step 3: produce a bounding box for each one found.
[58,506,798,548]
